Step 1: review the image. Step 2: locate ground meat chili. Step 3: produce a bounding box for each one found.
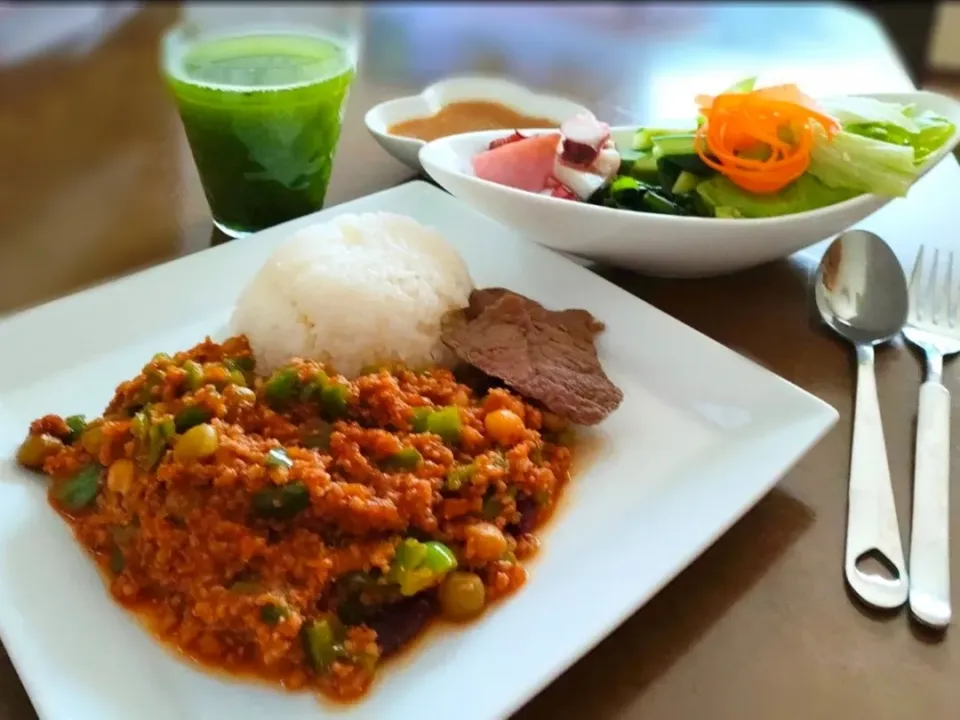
[16,335,574,702]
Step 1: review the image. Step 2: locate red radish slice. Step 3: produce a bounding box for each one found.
[488,131,527,150]
[551,185,578,200]
[544,176,579,200]
[472,133,563,192]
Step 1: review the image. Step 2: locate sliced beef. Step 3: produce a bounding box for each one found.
[465,287,606,341]
[442,289,623,425]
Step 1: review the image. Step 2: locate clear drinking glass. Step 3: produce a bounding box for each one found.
[161,3,362,237]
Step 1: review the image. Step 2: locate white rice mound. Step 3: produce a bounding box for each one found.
[231,212,474,378]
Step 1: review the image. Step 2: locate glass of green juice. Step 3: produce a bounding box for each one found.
[162,14,358,237]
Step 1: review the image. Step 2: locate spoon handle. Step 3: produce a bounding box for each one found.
[909,380,952,628]
[845,345,909,609]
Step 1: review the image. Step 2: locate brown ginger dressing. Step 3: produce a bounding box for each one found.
[387,100,559,142]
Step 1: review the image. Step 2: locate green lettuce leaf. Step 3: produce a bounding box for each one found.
[724,76,757,94]
[696,173,859,219]
[693,90,955,207]
[807,128,918,197]
[812,96,955,193]
[820,96,920,133]
[844,110,954,164]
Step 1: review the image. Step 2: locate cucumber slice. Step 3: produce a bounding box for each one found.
[620,149,660,183]
[632,127,688,152]
[651,133,697,159]
[671,170,700,195]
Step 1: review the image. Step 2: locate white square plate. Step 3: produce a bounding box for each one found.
[0,181,837,720]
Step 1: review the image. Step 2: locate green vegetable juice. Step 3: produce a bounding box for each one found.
[164,31,355,235]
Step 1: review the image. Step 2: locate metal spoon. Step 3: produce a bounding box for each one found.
[815,229,910,610]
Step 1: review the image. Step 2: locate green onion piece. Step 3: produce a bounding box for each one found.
[301,617,345,673]
[300,422,332,450]
[225,369,247,387]
[391,538,427,574]
[298,371,330,403]
[260,603,289,625]
[130,410,149,440]
[174,405,212,433]
[388,538,457,596]
[381,447,422,472]
[425,406,462,445]
[251,481,310,520]
[481,496,503,520]
[182,360,205,391]
[266,447,293,469]
[421,541,457,574]
[64,415,87,444]
[321,384,349,420]
[445,464,475,492]
[109,546,125,574]
[410,406,432,433]
[229,580,262,594]
[263,368,300,409]
[225,355,255,372]
[53,465,102,511]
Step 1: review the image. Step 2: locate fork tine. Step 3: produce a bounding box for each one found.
[910,245,926,319]
[934,248,952,324]
[933,248,953,325]
[947,251,957,328]
[929,248,941,323]
[945,250,960,327]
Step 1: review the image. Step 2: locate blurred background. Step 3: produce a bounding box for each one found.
[0,2,954,84]
[0,1,955,315]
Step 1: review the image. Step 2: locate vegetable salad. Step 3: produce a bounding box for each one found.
[470,77,956,220]
[598,78,956,218]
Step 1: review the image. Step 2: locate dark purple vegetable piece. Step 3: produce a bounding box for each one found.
[366,593,438,657]
[515,494,539,534]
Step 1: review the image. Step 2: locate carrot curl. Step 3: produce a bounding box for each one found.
[695,84,841,194]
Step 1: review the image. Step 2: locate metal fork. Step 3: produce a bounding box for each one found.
[903,245,959,629]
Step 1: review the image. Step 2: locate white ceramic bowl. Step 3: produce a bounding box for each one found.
[364,76,591,171]
[420,90,960,278]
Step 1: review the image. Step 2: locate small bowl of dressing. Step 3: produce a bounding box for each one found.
[364,76,592,170]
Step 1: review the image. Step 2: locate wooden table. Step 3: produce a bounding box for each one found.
[0,4,957,719]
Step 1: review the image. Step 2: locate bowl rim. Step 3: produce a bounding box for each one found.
[363,74,592,148]
[420,127,883,226]
[419,89,960,226]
